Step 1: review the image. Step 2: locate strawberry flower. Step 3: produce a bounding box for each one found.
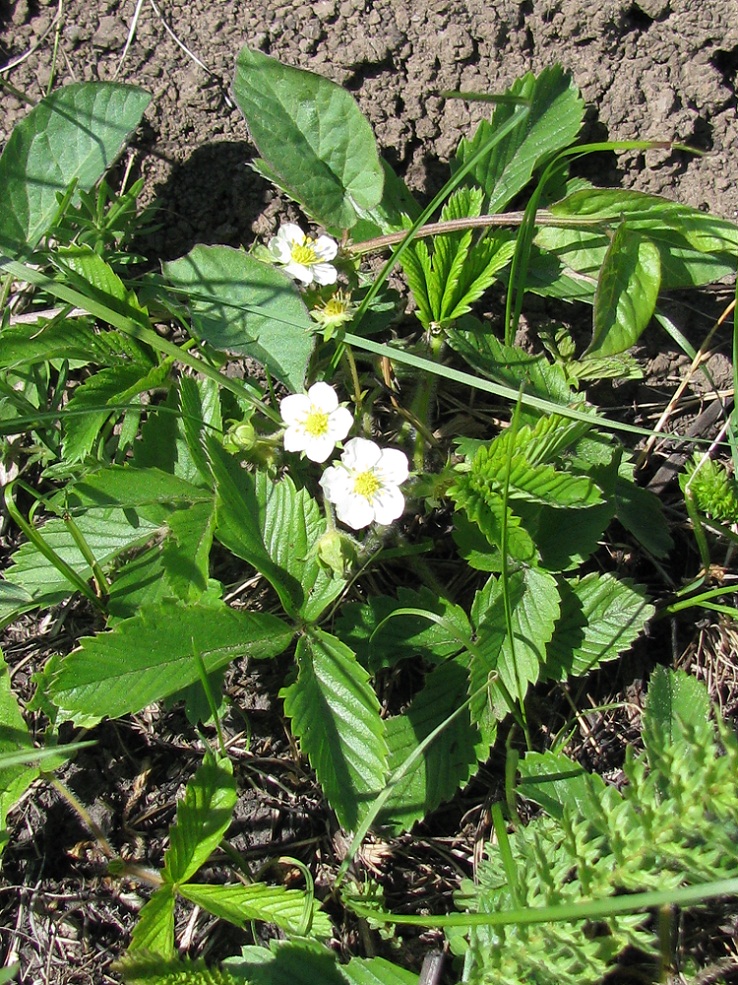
[280,382,353,463]
[320,437,409,530]
[268,223,338,286]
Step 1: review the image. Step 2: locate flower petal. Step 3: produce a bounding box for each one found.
[315,235,338,260]
[280,223,306,245]
[307,381,339,411]
[376,447,410,485]
[320,465,353,502]
[341,437,382,471]
[268,237,293,263]
[303,433,337,463]
[279,393,312,425]
[326,406,353,441]
[335,491,375,530]
[311,263,338,286]
[371,486,405,525]
[284,261,314,285]
[283,424,309,453]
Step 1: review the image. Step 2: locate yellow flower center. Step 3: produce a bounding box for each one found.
[353,470,381,500]
[324,295,350,317]
[304,408,330,437]
[291,239,318,265]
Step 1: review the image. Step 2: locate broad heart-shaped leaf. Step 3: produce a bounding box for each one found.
[127,885,175,958]
[589,225,661,356]
[163,245,314,392]
[472,568,560,716]
[542,573,653,681]
[453,65,584,214]
[232,46,383,230]
[178,883,332,939]
[280,630,388,831]
[209,441,344,622]
[378,656,485,833]
[642,666,711,769]
[0,650,38,857]
[0,83,151,255]
[49,600,292,724]
[163,752,236,885]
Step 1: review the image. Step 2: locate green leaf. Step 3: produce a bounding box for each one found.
[127,885,176,958]
[62,361,157,463]
[178,883,332,939]
[642,666,711,768]
[210,443,344,621]
[66,465,210,511]
[0,581,34,627]
[336,588,471,672]
[475,568,560,713]
[49,600,292,723]
[163,752,236,885]
[453,66,584,213]
[342,956,418,985]
[7,507,166,604]
[0,650,38,857]
[232,46,384,229]
[590,226,661,356]
[518,750,607,820]
[537,189,738,295]
[0,82,151,254]
[161,501,216,602]
[163,244,314,392]
[379,657,484,832]
[542,574,653,680]
[225,940,347,985]
[446,320,575,409]
[0,318,106,369]
[615,467,673,558]
[280,630,388,830]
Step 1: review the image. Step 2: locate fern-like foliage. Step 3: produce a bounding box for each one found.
[451,668,738,985]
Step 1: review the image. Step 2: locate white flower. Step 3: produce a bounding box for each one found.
[280,382,353,463]
[320,437,409,530]
[268,223,338,286]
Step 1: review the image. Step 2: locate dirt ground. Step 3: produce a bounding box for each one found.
[1,0,738,982]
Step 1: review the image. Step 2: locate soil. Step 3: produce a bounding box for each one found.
[1,1,738,983]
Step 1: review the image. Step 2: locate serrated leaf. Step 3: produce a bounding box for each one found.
[454,66,584,213]
[7,507,165,604]
[49,601,292,723]
[163,244,314,392]
[379,657,485,832]
[0,650,38,857]
[178,375,221,485]
[232,46,383,229]
[590,226,661,356]
[476,568,560,713]
[335,588,471,672]
[542,573,653,681]
[225,940,346,985]
[62,361,156,463]
[210,442,344,621]
[518,750,607,820]
[127,885,175,958]
[0,82,151,254]
[0,581,35,627]
[164,753,236,884]
[106,545,170,622]
[643,666,711,768]
[161,501,216,602]
[615,468,673,558]
[280,630,388,830]
[342,956,418,985]
[66,465,210,510]
[0,318,105,369]
[179,883,332,939]
[446,318,575,409]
